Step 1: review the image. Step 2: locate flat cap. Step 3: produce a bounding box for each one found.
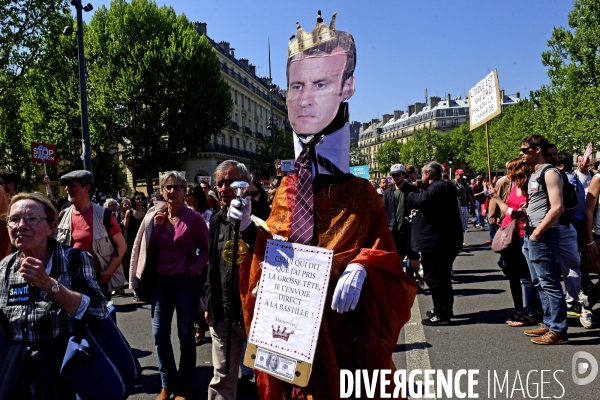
[60,170,94,185]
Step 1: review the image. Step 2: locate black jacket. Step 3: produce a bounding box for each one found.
[383,182,418,234]
[407,180,463,253]
[204,199,270,325]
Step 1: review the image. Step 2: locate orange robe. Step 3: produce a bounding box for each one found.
[240,175,417,399]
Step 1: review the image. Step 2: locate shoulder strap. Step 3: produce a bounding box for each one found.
[102,208,118,254]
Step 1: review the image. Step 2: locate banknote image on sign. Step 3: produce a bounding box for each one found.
[248,239,333,363]
[254,347,298,381]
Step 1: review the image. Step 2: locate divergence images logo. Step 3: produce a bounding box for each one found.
[572,351,598,386]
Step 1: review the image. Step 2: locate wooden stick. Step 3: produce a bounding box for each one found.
[485,122,492,179]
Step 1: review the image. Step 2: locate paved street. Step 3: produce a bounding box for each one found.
[114,228,599,399]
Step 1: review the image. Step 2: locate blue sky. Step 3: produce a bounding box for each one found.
[82,0,574,123]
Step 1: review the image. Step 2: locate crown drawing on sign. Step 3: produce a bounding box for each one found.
[272,325,294,341]
[288,10,337,58]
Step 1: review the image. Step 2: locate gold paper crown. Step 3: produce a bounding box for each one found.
[288,10,337,58]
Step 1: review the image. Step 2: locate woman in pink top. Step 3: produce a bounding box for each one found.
[489,158,537,327]
[142,171,209,400]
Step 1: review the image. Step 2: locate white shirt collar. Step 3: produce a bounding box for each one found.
[293,123,350,177]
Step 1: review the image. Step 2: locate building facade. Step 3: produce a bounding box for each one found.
[358,91,521,177]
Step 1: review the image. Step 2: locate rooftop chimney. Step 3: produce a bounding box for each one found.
[230,48,235,57]
[501,89,505,101]
[218,41,230,52]
[382,114,393,124]
[248,64,256,75]
[516,91,521,99]
[393,110,404,120]
[239,58,249,68]
[447,93,451,104]
[408,104,416,117]
[195,22,207,36]
[430,96,441,108]
[415,102,426,114]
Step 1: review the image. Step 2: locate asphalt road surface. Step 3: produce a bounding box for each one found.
[113,227,600,399]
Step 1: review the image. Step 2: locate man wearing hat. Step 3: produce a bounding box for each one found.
[383,164,422,286]
[453,168,475,247]
[55,170,127,301]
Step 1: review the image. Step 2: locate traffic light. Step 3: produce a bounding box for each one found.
[447,152,454,165]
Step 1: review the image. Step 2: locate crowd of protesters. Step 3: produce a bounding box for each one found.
[1,138,599,398]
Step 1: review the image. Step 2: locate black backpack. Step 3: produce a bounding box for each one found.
[536,165,578,225]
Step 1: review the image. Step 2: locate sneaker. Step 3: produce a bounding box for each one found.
[567,304,581,318]
[416,277,426,292]
[462,242,470,247]
[524,323,549,337]
[426,308,437,318]
[422,314,450,326]
[580,308,595,329]
[530,331,568,345]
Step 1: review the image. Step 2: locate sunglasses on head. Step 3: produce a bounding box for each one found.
[164,184,183,191]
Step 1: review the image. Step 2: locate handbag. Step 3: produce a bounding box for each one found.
[492,220,519,254]
[580,240,600,274]
[61,315,141,400]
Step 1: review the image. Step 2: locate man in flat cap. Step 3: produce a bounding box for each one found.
[56,170,127,302]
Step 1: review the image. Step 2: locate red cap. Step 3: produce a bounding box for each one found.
[455,168,465,175]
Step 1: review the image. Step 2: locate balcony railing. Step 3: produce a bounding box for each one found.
[198,143,267,162]
[243,127,253,136]
[229,121,240,131]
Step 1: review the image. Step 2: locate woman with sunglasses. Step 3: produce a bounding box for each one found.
[130,172,208,400]
[186,186,211,227]
[0,193,107,399]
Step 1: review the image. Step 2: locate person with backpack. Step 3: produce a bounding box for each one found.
[519,135,568,345]
[55,170,127,303]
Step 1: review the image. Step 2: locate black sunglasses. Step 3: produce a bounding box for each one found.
[249,190,260,197]
[520,147,534,153]
[135,197,144,201]
[164,184,183,191]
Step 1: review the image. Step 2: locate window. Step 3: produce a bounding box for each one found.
[260,125,263,133]
[242,118,245,128]
[221,136,225,146]
[229,137,233,147]
[235,114,238,123]
[454,119,459,126]
[241,95,244,108]
[249,142,253,152]
[234,91,238,105]
[465,108,469,116]
[453,108,458,116]
[236,138,240,149]
[441,120,447,127]
[441,110,446,117]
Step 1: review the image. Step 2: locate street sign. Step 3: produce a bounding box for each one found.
[30,142,57,165]
[468,69,502,131]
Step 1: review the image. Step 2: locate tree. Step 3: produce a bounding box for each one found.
[0,0,69,95]
[349,142,367,167]
[400,128,452,169]
[85,0,232,192]
[256,126,295,164]
[374,139,402,175]
[541,0,600,90]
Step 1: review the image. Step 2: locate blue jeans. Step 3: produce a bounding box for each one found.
[487,217,497,241]
[151,274,203,389]
[522,228,567,336]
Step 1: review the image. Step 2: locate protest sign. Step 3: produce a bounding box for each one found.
[581,142,593,167]
[197,176,211,185]
[349,165,369,179]
[246,239,332,385]
[468,69,502,131]
[280,159,295,172]
[30,142,57,165]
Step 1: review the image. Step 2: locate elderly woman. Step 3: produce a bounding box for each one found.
[0,193,107,399]
[130,171,209,400]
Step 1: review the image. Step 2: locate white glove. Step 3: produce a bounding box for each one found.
[228,197,252,231]
[331,264,367,313]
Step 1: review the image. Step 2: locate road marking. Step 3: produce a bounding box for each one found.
[403,296,436,399]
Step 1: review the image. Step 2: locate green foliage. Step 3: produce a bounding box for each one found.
[374,139,402,175]
[400,128,452,169]
[85,0,232,191]
[256,126,295,163]
[349,142,367,167]
[0,0,69,95]
[541,0,600,89]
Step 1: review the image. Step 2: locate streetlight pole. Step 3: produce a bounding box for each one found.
[268,39,275,171]
[68,0,93,172]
